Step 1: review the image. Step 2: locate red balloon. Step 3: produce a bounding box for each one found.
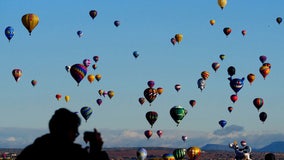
[144,130,152,139]
[230,94,238,103]
[223,27,232,37]
[189,100,196,107]
[156,130,163,138]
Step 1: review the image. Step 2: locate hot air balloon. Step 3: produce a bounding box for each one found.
[137,148,147,160]
[114,20,120,27]
[5,26,14,42]
[146,111,158,128]
[197,78,206,91]
[65,95,70,102]
[12,69,22,82]
[189,100,196,108]
[83,59,91,67]
[259,55,267,64]
[138,97,145,105]
[21,13,39,35]
[173,148,186,160]
[247,73,255,85]
[93,56,99,63]
[223,27,232,37]
[80,106,92,122]
[157,87,164,95]
[182,135,188,142]
[162,153,175,160]
[263,62,271,69]
[218,0,227,9]
[96,98,102,106]
[210,19,215,26]
[276,17,282,24]
[31,80,37,87]
[144,88,158,105]
[65,65,71,72]
[157,130,163,138]
[103,91,108,97]
[95,74,102,81]
[144,130,152,139]
[219,54,225,61]
[87,74,95,83]
[92,64,97,70]
[55,94,62,101]
[253,98,264,111]
[259,65,270,79]
[107,90,114,99]
[228,77,245,94]
[89,10,97,19]
[241,30,246,36]
[175,84,181,92]
[147,80,155,88]
[175,34,183,43]
[259,112,267,123]
[228,106,233,113]
[227,66,236,77]
[170,105,188,126]
[230,94,238,103]
[133,51,139,59]
[70,64,87,86]
[212,62,220,72]
[186,146,201,160]
[219,120,227,128]
[201,71,210,80]
[170,37,176,45]
[77,30,83,38]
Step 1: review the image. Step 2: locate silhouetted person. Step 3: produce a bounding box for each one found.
[265,153,276,160]
[16,108,110,160]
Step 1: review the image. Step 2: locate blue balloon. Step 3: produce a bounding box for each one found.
[5,26,14,42]
[80,106,92,122]
[219,120,227,128]
[228,77,245,94]
[77,30,83,37]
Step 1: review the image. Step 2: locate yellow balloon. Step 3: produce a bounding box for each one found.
[65,95,70,102]
[107,90,115,99]
[21,13,39,35]
[95,74,102,81]
[218,0,227,9]
[98,89,104,96]
[210,19,215,26]
[87,74,95,83]
[175,34,183,43]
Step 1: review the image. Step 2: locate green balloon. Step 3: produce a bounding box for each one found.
[170,105,187,126]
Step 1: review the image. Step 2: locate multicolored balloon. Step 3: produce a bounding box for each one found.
[70,64,87,86]
[186,146,201,160]
[241,30,247,36]
[144,88,158,105]
[259,65,270,79]
[107,90,115,99]
[170,37,176,45]
[12,69,22,82]
[138,97,145,105]
[247,73,256,85]
[95,74,102,81]
[175,84,181,92]
[201,71,210,80]
[21,13,39,35]
[157,130,163,138]
[55,94,62,101]
[173,148,186,160]
[77,30,83,38]
[197,78,206,91]
[228,106,233,113]
[146,111,158,128]
[137,147,147,160]
[80,106,92,122]
[147,80,155,88]
[212,62,220,72]
[223,27,232,37]
[93,56,99,63]
[253,98,264,111]
[175,34,183,43]
[144,130,152,140]
[182,135,188,142]
[219,54,225,61]
[83,59,91,67]
[162,153,175,160]
[170,105,188,126]
[228,77,245,94]
[89,10,97,19]
[157,87,164,95]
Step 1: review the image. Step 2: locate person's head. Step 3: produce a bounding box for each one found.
[240,140,247,147]
[49,108,81,142]
[265,153,276,160]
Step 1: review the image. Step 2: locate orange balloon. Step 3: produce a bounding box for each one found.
[175,34,183,43]
[247,73,255,85]
[259,65,270,79]
[201,71,210,80]
[87,74,95,83]
[157,87,164,95]
[95,74,102,81]
[186,146,201,159]
[21,13,39,35]
[210,19,215,26]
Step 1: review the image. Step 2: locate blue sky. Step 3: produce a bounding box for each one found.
[0,0,284,149]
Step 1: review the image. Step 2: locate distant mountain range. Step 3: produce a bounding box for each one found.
[201,141,284,153]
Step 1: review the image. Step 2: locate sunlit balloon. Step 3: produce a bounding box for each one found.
[70,64,87,86]
[107,90,115,99]
[182,135,188,142]
[218,0,227,10]
[219,54,225,61]
[189,100,196,108]
[31,80,37,87]
[55,94,62,101]
[223,27,231,37]
[144,130,152,140]
[170,37,176,45]
[157,87,164,95]
[133,51,139,59]
[22,13,39,35]
[98,89,104,96]
[95,74,102,81]
[247,73,255,85]
[96,98,102,106]
[230,94,238,103]
[93,56,99,63]
[89,10,97,20]
[210,19,215,26]
[92,64,97,70]
[144,88,157,105]
[173,148,186,160]
[175,34,183,43]
[228,106,233,113]
[219,120,227,128]
[259,65,270,79]
[201,71,210,80]
[276,17,282,25]
[175,84,181,92]
[228,77,245,94]
[137,147,147,160]
[80,106,92,122]
[138,97,145,105]
[170,105,188,126]
[197,78,206,91]
[146,111,158,128]
[65,65,71,72]
[87,74,95,83]
[65,95,70,102]
[186,146,201,160]
[157,130,163,138]
[5,26,14,42]
[259,112,267,123]
[77,30,83,38]
[241,30,246,36]
[162,153,175,160]
[212,62,220,72]
[12,69,22,82]
[114,20,120,27]
[253,98,264,111]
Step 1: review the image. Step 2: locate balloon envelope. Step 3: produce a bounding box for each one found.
[259,65,270,79]
[223,27,231,36]
[133,51,139,58]
[247,73,256,85]
[175,34,183,43]
[31,80,37,86]
[228,77,245,94]
[157,130,163,138]
[107,90,115,99]
[276,17,282,24]
[173,148,186,160]
[144,130,152,139]
[138,97,145,105]
[212,62,220,72]
[259,112,267,123]
[12,69,22,82]
[253,98,264,111]
[80,106,92,122]
[186,146,201,160]
[170,106,187,126]
[70,64,87,86]
[259,55,267,64]
[114,20,120,27]
[144,88,157,105]
[21,13,39,35]
[137,148,147,160]
[219,120,227,128]
[189,100,196,107]
[162,153,175,160]
[89,10,97,19]
[218,0,227,9]
[5,26,14,41]
[219,54,225,61]
[146,111,158,128]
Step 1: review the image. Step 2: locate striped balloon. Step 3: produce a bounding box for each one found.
[80,106,92,122]
[70,64,87,86]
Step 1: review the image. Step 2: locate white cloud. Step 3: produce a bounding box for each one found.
[6,137,16,142]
